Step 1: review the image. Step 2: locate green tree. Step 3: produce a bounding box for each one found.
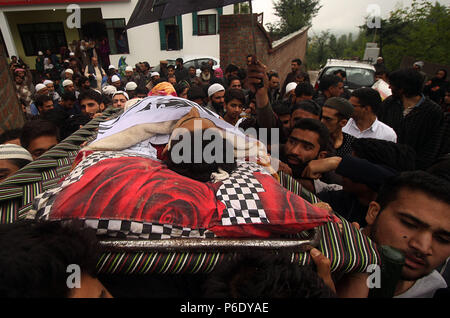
[361,0,450,70]
[266,0,322,40]
[234,3,249,14]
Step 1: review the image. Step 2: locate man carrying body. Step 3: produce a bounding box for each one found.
[320,97,355,158]
[363,171,449,297]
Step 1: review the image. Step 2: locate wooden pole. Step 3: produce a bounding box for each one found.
[248,0,257,55]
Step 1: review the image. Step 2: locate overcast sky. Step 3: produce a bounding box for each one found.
[251,0,450,36]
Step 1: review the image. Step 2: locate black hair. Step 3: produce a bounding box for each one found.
[166,129,237,182]
[176,58,183,64]
[200,63,210,72]
[225,64,239,74]
[436,68,447,80]
[202,251,335,298]
[187,86,206,101]
[268,73,279,81]
[61,91,77,102]
[227,75,241,84]
[78,89,102,105]
[352,138,416,172]
[295,82,315,97]
[135,87,149,96]
[427,155,450,184]
[224,88,246,105]
[351,87,382,113]
[272,100,291,116]
[106,68,115,77]
[167,65,175,70]
[0,220,101,298]
[142,62,150,69]
[388,68,424,97]
[291,100,322,117]
[292,118,330,152]
[174,82,189,96]
[188,66,196,70]
[34,94,53,109]
[101,94,112,107]
[376,171,450,211]
[77,76,90,88]
[8,158,31,170]
[20,119,60,151]
[375,70,387,77]
[319,74,342,91]
[0,128,22,144]
[292,58,302,66]
[333,69,347,78]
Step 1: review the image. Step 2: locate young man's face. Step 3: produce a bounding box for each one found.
[0,159,21,182]
[112,94,127,109]
[229,79,242,90]
[168,68,175,76]
[46,83,55,93]
[80,98,101,118]
[168,77,177,86]
[15,76,23,85]
[291,62,300,73]
[61,99,75,110]
[349,96,366,121]
[366,189,450,282]
[284,128,323,168]
[28,135,58,159]
[328,82,344,97]
[225,98,243,121]
[321,106,346,135]
[188,68,196,77]
[112,81,121,89]
[38,100,54,113]
[269,76,280,90]
[37,87,49,96]
[82,80,90,89]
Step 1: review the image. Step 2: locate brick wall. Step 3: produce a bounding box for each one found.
[220,14,308,84]
[0,44,24,135]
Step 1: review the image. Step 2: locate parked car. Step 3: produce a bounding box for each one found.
[151,56,220,74]
[316,59,376,91]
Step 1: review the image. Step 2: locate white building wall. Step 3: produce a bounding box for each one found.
[0,1,234,69]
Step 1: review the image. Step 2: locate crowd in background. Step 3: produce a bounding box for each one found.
[1,43,450,298]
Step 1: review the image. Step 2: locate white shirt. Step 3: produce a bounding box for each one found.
[343,118,397,142]
[394,270,447,298]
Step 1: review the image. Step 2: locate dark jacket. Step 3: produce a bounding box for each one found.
[377,95,444,169]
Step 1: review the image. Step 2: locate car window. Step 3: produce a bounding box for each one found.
[322,66,375,88]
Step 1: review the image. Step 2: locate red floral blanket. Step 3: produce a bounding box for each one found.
[33,151,339,239]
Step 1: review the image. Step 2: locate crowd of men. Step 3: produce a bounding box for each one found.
[1,47,449,299]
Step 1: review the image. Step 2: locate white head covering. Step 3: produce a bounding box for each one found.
[62,79,73,87]
[38,51,43,56]
[64,68,74,74]
[43,80,53,86]
[125,81,138,91]
[208,83,225,97]
[113,91,129,100]
[125,66,133,72]
[102,85,117,96]
[109,65,116,70]
[286,82,297,94]
[150,72,160,77]
[414,61,424,69]
[0,144,33,162]
[35,83,46,92]
[69,52,75,56]
[111,75,121,83]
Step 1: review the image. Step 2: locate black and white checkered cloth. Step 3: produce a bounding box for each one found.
[216,161,270,226]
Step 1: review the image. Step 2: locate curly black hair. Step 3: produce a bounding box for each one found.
[0,220,101,298]
[202,251,336,298]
